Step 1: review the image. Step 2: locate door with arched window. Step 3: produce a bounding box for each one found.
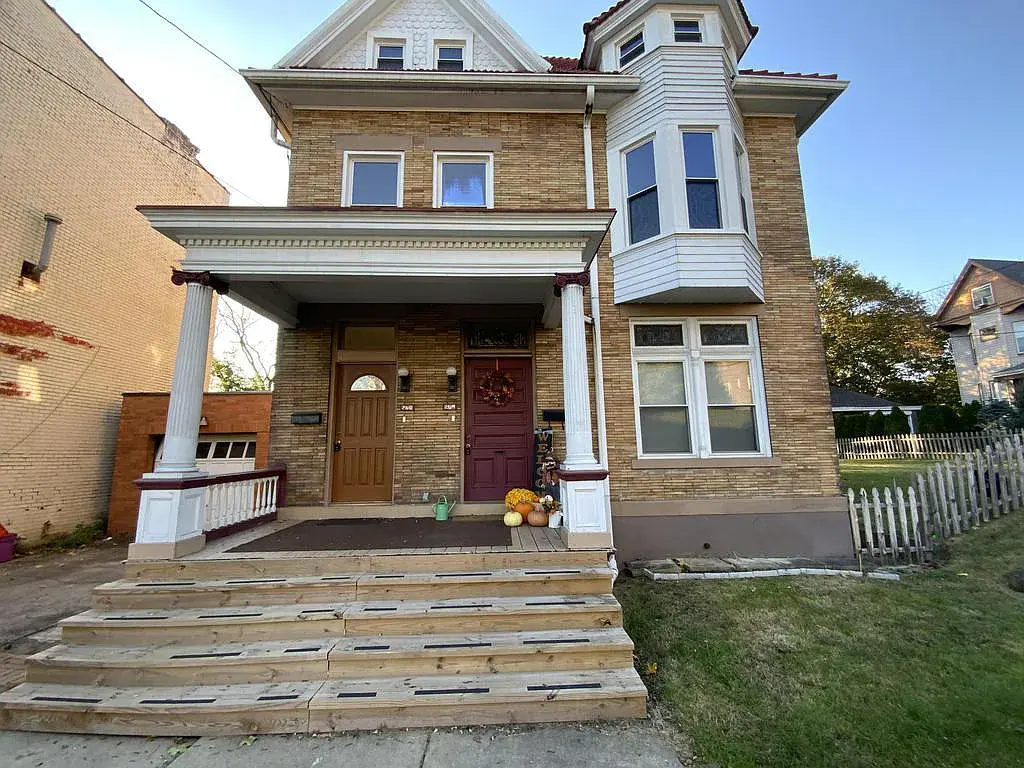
[332,364,395,502]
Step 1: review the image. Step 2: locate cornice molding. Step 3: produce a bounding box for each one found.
[181,237,590,250]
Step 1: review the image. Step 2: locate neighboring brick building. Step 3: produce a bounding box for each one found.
[0,0,226,543]
[136,0,849,560]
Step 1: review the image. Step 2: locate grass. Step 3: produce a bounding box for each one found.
[615,512,1024,768]
[18,520,109,554]
[840,458,937,492]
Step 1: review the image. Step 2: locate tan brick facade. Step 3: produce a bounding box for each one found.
[107,393,271,536]
[0,0,226,542]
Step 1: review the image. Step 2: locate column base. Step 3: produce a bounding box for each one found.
[128,533,206,561]
[559,471,612,551]
[132,471,208,559]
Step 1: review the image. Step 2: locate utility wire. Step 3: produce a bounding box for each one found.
[133,0,238,75]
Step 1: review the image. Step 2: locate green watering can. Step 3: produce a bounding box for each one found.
[433,496,455,521]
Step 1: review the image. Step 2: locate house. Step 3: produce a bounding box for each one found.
[830,386,921,434]
[0,0,227,545]
[0,0,848,735]
[934,259,1024,404]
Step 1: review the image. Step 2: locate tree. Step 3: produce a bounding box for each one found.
[211,298,276,392]
[211,359,266,392]
[814,256,959,406]
[884,406,911,435]
[867,410,887,436]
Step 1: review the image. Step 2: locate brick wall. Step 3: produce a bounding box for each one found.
[107,392,272,536]
[0,0,227,542]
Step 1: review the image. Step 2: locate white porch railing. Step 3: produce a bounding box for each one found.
[837,430,1024,460]
[197,466,286,538]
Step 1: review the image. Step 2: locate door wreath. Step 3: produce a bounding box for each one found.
[478,367,516,407]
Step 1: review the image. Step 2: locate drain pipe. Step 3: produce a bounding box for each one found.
[582,84,616,556]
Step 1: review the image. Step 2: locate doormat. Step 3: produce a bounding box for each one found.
[228,517,512,552]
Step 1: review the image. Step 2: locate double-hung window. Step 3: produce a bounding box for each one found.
[631,318,769,458]
[624,139,660,244]
[618,30,645,66]
[674,19,702,43]
[344,152,403,207]
[971,284,994,309]
[1014,321,1024,354]
[734,139,753,235]
[376,42,404,70]
[682,131,722,229]
[436,44,464,71]
[434,152,493,207]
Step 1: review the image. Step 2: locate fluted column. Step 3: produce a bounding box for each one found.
[556,272,599,468]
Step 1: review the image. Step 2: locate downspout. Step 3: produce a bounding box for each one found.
[271,118,291,150]
[582,84,616,555]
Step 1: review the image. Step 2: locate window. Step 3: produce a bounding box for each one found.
[1014,321,1024,354]
[434,153,493,207]
[734,139,753,235]
[972,284,994,309]
[682,131,721,229]
[978,325,997,342]
[244,441,257,459]
[436,44,464,71]
[351,375,387,391]
[624,139,660,244]
[631,318,769,457]
[376,42,404,70]
[618,30,645,66]
[228,441,247,459]
[344,152,403,207]
[674,19,702,43]
[196,442,212,460]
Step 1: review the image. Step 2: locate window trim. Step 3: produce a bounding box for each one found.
[672,16,704,44]
[342,150,404,207]
[374,39,405,70]
[623,136,660,245]
[978,325,998,343]
[681,129,723,230]
[971,283,994,309]
[733,133,756,239]
[433,151,494,208]
[617,28,645,67]
[630,318,771,460]
[1014,320,1024,355]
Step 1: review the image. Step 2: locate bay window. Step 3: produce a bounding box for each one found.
[618,30,645,66]
[624,139,660,244]
[682,131,722,229]
[631,318,770,458]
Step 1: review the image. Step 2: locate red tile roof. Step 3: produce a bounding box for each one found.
[738,69,840,80]
[544,55,585,71]
[286,65,615,75]
[584,0,757,36]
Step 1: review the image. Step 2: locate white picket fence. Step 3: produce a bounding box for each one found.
[837,430,1024,460]
[847,436,1023,563]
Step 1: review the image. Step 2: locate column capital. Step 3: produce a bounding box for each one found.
[171,268,228,295]
[554,271,591,290]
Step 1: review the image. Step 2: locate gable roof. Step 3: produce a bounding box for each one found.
[934,259,1024,322]
[829,387,896,410]
[277,0,550,72]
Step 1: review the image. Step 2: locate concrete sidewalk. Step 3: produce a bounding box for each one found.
[0,722,684,767]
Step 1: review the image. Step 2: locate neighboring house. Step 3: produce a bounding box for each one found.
[935,259,1024,404]
[0,0,227,544]
[132,0,849,562]
[830,386,921,434]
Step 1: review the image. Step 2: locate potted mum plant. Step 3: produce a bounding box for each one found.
[0,522,17,563]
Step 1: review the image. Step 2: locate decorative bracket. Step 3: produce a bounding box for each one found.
[171,269,228,295]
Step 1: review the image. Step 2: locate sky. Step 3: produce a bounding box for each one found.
[46,0,1024,312]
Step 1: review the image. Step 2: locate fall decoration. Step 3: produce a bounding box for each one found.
[514,501,534,515]
[527,508,548,527]
[477,366,516,407]
[503,511,524,528]
[505,488,539,511]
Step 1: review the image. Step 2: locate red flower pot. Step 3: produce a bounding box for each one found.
[0,533,17,563]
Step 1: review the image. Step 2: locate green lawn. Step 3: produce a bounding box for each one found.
[615,512,1024,768]
[840,458,937,493]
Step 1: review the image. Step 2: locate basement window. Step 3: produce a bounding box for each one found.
[376,42,404,70]
[618,30,645,67]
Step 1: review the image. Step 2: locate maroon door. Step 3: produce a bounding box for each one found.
[464,357,533,502]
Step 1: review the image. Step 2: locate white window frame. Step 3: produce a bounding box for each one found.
[617,28,645,67]
[433,39,467,71]
[342,151,404,207]
[1014,320,1024,355]
[374,38,405,70]
[978,325,998,343]
[971,283,994,309]
[733,133,756,239]
[630,318,771,459]
[681,128,723,230]
[672,16,704,44]
[433,152,493,208]
[622,135,660,245]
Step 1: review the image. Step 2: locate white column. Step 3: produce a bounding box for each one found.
[559,274,599,468]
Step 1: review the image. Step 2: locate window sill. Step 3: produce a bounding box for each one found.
[631,456,781,470]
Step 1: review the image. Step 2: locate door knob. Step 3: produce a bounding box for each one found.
[333,441,342,453]
[464,441,472,455]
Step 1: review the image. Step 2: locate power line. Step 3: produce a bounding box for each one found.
[0,38,264,205]
[133,0,238,76]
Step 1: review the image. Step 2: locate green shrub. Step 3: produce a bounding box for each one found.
[867,410,887,436]
[884,406,911,435]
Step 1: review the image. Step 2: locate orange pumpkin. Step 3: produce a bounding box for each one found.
[527,508,548,527]
[514,501,534,515]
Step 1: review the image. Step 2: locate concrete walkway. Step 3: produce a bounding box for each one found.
[0,723,684,767]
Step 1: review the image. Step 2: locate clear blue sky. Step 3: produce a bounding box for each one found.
[47,0,1024,305]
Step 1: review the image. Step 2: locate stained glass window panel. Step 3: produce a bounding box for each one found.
[700,323,749,347]
[634,324,685,347]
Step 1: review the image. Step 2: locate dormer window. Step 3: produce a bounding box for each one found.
[618,30,645,67]
[972,284,995,309]
[674,19,702,43]
[376,42,404,70]
[436,44,465,71]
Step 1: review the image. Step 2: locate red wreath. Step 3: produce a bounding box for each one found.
[478,368,516,407]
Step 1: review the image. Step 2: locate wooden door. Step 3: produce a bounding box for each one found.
[464,357,533,501]
[332,364,395,503]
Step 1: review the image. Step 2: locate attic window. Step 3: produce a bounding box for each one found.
[971,284,994,309]
[674,19,702,43]
[978,325,998,342]
[376,42,404,70]
[436,45,464,71]
[618,30,644,67]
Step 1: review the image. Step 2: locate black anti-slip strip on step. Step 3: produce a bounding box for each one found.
[526,682,602,692]
[135,581,195,587]
[524,570,581,575]
[522,638,591,646]
[353,644,391,651]
[525,600,586,606]
[423,641,492,650]
[140,698,218,705]
[429,603,491,610]
[103,615,169,621]
[284,647,322,653]
[300,609,337,614]
[32,696,102,704]
[373,574,405,579]
[319,576,354,581]
[197,612,263,619]
[170,651,244,659]
[257,694,300,701]
[337,691,378,698]
[415,687,490,696]
[362,607,398,612]
[226,578,287,584]
[435,572,492,577]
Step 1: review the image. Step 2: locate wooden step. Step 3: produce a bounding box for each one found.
[123,550,610,581]
[0,669,647,735]
[25,629,634,687]
[93,567,613,609]
[59,595,622,646]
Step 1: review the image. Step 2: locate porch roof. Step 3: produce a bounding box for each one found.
[140,206,615,328]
